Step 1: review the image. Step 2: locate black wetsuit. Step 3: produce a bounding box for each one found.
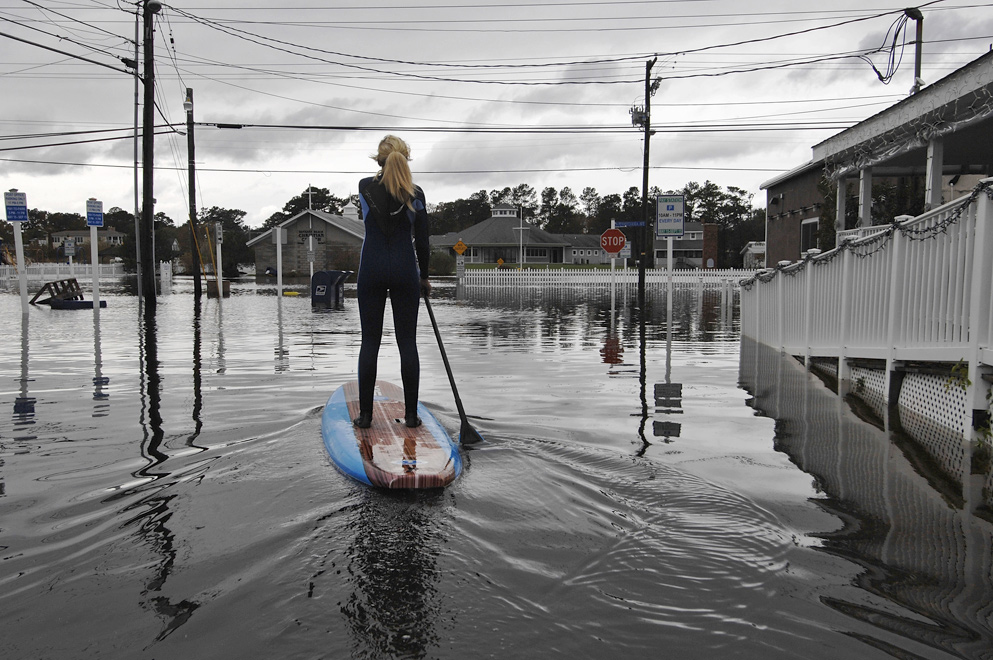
[356,176,431,418]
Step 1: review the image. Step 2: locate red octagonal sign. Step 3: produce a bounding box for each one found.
[600,228,626,254]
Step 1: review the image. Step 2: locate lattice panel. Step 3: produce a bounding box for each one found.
[898,373,968,486]
[898,373,968,435]
[850,366,888,419]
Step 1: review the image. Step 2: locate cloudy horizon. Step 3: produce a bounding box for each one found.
[2,0,991,228]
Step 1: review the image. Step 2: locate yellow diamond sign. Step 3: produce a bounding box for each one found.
[453,240,468,255]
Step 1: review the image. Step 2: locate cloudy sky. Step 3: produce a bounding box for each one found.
[2,0,991,228]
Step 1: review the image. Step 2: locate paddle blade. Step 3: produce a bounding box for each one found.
[459,419,485,445]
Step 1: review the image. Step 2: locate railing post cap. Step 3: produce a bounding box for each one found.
[777,260,792,267]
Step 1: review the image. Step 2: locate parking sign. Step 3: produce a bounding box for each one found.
[4,190,28,222]
[86,198,104,227]
[656,195,684,238]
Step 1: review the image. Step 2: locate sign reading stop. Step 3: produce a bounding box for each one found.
[600,228,626,254]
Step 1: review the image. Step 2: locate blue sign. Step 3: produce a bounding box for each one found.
[615,220,645,228]
[86,198,104,227]
[4,191,28,222]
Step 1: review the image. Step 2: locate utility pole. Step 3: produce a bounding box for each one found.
[184,87,202,298]
[131,13,142,305]
[631,57,658,307]
[906,7,924,95]
[140,0,162,308]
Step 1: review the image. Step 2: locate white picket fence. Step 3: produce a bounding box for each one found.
[1,263,127,284]
[740,178,993,432]
[460,267,752,288]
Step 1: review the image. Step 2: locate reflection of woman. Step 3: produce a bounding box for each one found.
[354,136,431,429]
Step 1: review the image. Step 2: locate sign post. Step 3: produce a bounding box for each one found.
[272,226,286,296]
[453,240,468,282]
[5,190,30,314]
[215,221,224,293]
[657,195,684,368]
[87,198,104,310]
[64,235,76,279]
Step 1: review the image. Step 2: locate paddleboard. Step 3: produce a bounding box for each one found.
[321,380,462,489]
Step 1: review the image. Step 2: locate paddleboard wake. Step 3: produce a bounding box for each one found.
[321,380,462,489]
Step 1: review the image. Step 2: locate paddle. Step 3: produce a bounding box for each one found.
[423,294,485,445]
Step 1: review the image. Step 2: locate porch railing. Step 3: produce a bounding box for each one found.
[740,178,993,431]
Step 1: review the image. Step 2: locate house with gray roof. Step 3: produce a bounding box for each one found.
[247,208,363,276]
[430,204,570,265]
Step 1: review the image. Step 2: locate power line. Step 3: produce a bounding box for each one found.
[0,13,131,61]
[0,155,789,174]
[194,121,852,133]
[0,123,174,140]
[0,128,180,152]
[160,4,924,85]
[18,0,133,44]
[0,27,132,74]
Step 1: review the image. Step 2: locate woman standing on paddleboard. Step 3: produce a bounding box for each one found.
[353,135,431,429]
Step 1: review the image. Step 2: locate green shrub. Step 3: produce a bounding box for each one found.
[429,249,455,276]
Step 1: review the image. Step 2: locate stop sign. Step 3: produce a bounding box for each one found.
[600,228,626,254]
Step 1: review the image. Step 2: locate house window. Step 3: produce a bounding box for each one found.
[525,248,547,258]
[801,217,819,252]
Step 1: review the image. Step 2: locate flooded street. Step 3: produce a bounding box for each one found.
[1,279,991,659]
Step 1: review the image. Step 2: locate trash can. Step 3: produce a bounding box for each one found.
[312,270,352,310]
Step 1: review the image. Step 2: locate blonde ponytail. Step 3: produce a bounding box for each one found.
[371,135,416,209]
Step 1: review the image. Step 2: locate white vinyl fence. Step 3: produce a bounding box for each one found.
[1,262,127,284]
[740,178,993,431]
[460,267,752,288]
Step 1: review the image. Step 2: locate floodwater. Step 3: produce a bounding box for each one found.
[1,278,991,659]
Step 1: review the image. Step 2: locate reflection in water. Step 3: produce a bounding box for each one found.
[275,296,289,372]
[138,307,167,471]
[637,301,650,451]
[455,283,732,456]
[317,491,444,659]
[451,283,737,352]
[92,307,109,417]
[739,337,993,658]
[123,306,201,641]
[13,313,36,439]
[188,296,204,448]
[215,296,227,375]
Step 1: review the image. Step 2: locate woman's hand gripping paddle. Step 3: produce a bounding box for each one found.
[423,294,485,445]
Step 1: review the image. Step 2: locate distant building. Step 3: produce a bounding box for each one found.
[246,209,363,275]
[51,229,125,246]
[560,233,611,265]
[651,221,718,269]
[431,204,569,264]
[431,206,721,269]
[740,241,766,269]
